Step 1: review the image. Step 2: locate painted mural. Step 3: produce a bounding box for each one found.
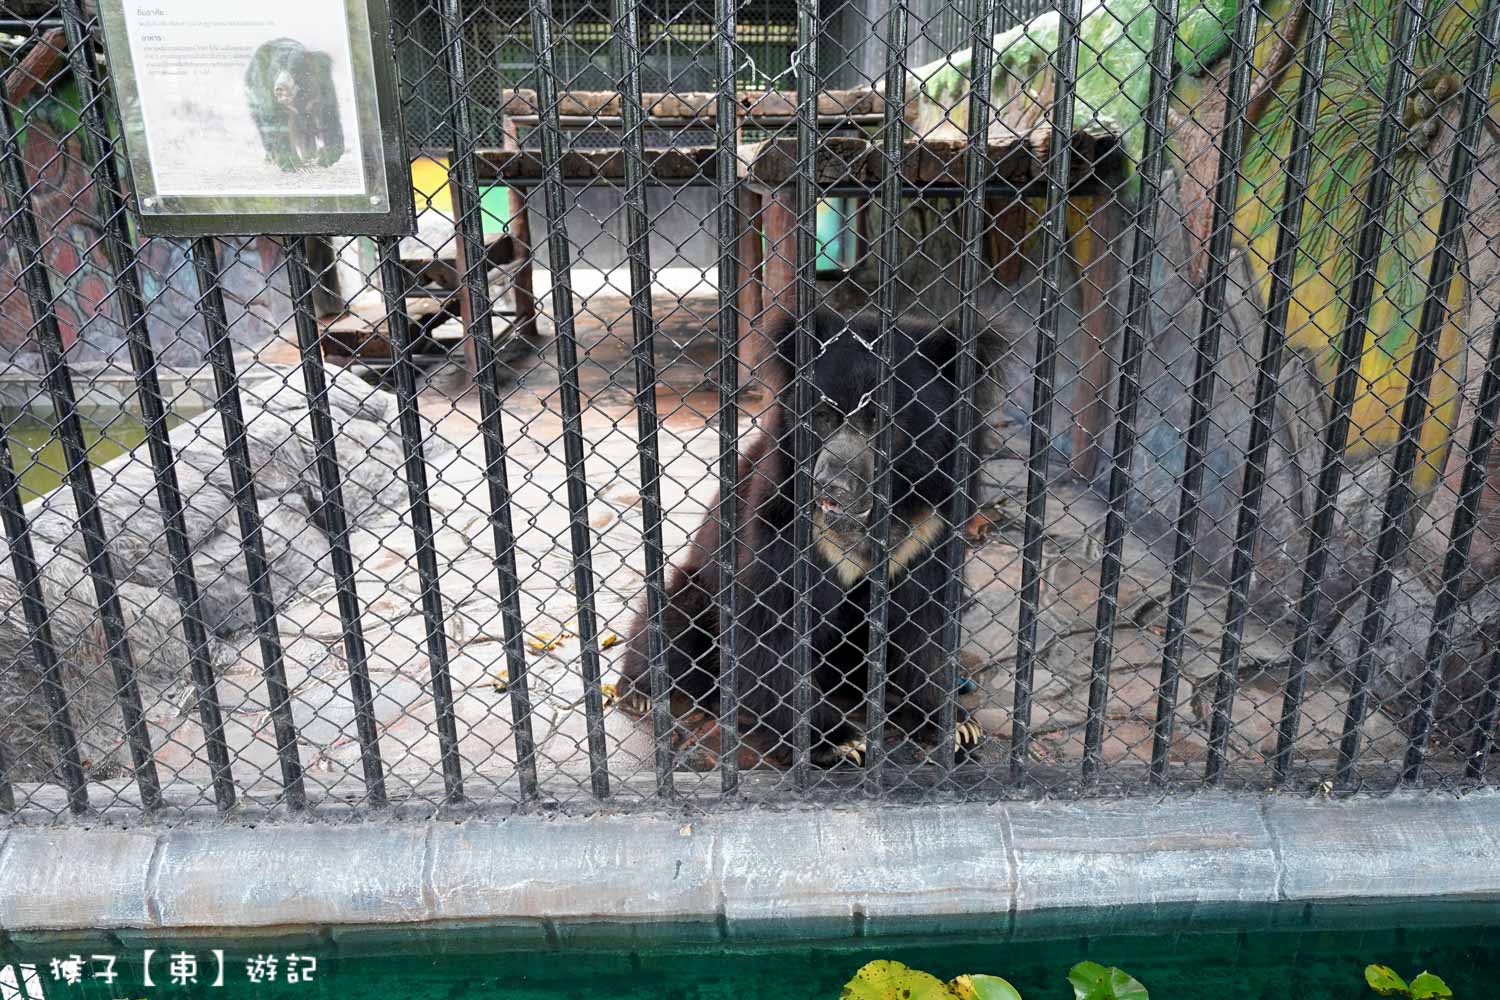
[908,0,1494,492]
[0,52,290,375]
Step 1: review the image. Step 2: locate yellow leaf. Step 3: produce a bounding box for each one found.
[526,631,572,653]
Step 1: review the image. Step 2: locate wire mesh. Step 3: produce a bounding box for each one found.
[0,0,1498,823]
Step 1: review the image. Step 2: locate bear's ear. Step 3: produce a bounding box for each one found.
[937,325,1006,457]
[760,312,798,389]
[972,325,1006,431]
[759,309,844,389]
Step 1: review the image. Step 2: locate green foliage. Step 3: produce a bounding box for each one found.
[839,961,1149,1000]
[909,0,1237,170]
[1367,965,1411,996]
[1365,965,1453,1000]
[839,962,1022,1000]
[840,961,952,1000]
[1068,961,1150,1000]
[951,973,1024,1000]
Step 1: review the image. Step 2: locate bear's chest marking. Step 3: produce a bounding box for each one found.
[813,508,944,588]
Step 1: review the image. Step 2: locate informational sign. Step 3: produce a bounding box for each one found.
[97,0,413,237]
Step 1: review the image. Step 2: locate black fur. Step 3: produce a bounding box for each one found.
[617,310,1003,763]
[244,39,345,172]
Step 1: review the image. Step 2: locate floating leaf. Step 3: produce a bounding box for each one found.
[1365,965,1410,997]
[1408,972,1452,1000]
[1068,961,1148,1000]
[840,961,951,1000]
[950,973,1024,1000]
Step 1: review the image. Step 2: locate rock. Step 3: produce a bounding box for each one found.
[0,366,449,781]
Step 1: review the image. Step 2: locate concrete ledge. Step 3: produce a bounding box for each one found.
[1,793,1497,936]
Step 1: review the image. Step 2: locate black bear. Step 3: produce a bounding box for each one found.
[244,39,346,172]
[611,310,1004,767]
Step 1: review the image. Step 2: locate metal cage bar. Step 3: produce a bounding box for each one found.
[59,1,237,810]
[861,0,912,785]
[0,742,11,812]
[1155,0,1262,784]
[189,238,307,809]
[437,0,539,803]
[939,0,1001,778]
[1272,0,1427,781]
[1469,643,1500,778]
[1085,0,1180,783]
[713,0,744,797]
[0,421,86,813]
[611,0,674,798]
[284,240,390,807]
[527,0,613,798]
[791,0,820,787]
[0,92,163,811]
[1339,0,1500,789]
[1417,314,1500,783]
[1206,0,1337,785]
[1010,0,1081,782]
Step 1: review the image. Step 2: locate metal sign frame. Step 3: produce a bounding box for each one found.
[95,0,414,237]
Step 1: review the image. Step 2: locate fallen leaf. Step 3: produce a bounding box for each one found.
[526,631,572,654]
[601,632,621,649]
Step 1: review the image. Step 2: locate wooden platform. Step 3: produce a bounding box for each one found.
[496,85,902,123]
[478,127,1121,195]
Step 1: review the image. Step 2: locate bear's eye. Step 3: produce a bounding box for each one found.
[811,405,839,436]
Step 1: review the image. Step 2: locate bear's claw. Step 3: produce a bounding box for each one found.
[601,683,651,719]
[833,738,867,768]
[955,719,984,751]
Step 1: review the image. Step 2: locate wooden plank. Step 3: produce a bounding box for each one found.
[497,86,903,122]
[1067,195,1125,482]
[480,133,1125,190]
[735,188,765,389]
[476,146,718,183]
[739,129,1123,191]
[507,187,539,342]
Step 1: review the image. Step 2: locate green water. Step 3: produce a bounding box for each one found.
[4,411,178,503]
[3,903,1496,1000]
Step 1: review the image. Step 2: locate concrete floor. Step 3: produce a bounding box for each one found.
[40,278,1412,818]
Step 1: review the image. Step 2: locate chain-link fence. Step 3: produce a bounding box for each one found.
[0,0,1498,823]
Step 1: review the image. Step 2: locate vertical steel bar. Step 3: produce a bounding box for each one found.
[437,0,536,802]
[527,0,611,797]
[1083,0,1180,782]
[1340,0,1500,789]
[1467,644,1500,778]
[1271,0,1426,781]
[378,240,532,801]
[1152,0,1261,784]
[1010,0,1080,782]
[190,237,306,809]
[0,96,162,810]
[713,0,743,796]
[1202,0,1335,784]
[611,0,673,798]
[791,0,819,787]
[0,419,87,813]
[58,1,236,809]
[1206,0,1338,779]
[938,0,1000,778]
[0,742,12,812]
[283,240,390,806]
[861,0,911,785]
[1413,314,1500,783]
